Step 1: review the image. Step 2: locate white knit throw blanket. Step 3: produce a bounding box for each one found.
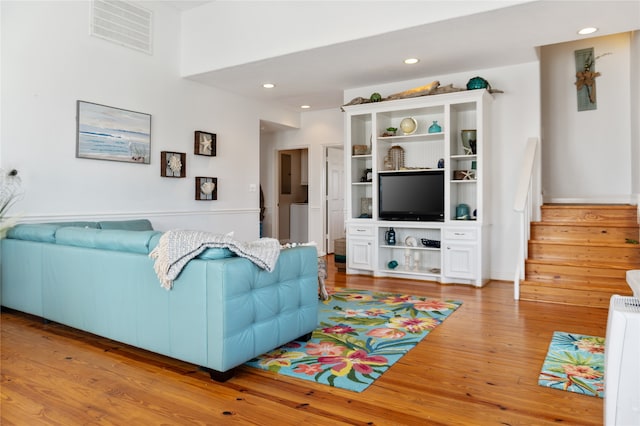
[149,230,281,290]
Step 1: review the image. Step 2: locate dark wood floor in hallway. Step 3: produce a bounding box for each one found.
[1,256,607,425]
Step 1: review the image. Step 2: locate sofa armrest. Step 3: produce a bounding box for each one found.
[202,245,319,371]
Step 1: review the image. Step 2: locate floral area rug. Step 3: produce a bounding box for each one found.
[538,331,605,398]
[245,289,462,392]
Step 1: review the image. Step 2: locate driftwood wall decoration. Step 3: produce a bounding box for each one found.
[575,48,599,111]
[574,49,611,111]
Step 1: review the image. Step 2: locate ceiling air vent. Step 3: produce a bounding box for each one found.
[91,0,153,55]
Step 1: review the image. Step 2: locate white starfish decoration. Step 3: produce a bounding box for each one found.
[199,134,212,154]
[460,170,474,180]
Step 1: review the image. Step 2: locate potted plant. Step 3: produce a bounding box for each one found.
[0,169,21,238]
[382,127,397,137]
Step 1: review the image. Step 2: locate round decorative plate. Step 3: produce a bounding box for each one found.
[405,236,417,247]
[399,117,417,135]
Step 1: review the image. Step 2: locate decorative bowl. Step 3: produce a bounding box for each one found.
[466,76,489,90]
[405,236,417,247]
[399,117,417,135]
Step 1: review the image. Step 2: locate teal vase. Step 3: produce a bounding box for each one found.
[428,121,441,133]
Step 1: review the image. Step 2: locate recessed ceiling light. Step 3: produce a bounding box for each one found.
[578,27,598,35]
[404,58,419,65]
[263,83,275,89]
[301,105,311,109]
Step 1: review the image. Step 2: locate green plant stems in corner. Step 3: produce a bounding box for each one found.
[0,169,22,238]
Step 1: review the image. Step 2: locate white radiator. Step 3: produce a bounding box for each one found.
[627,270,640,298]
[605,295,640,425]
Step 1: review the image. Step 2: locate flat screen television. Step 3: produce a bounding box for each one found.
[378,170,444,221]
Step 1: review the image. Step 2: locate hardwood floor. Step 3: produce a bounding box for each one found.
[1,256,608,425]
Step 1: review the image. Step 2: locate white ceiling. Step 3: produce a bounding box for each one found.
[180,1,639,111]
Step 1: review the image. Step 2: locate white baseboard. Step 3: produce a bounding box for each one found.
[17,209,258,223]
[544,195,636,204]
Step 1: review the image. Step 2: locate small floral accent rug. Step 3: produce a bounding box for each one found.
[245,289,462,392]
[538,331,605,398]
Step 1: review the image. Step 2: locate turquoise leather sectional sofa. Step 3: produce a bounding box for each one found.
[0,220,319,380]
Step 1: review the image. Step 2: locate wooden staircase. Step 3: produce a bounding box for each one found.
[519,204,639,308]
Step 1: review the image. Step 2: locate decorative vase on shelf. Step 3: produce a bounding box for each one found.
[428,121,441,133]
[456,203,470,220]
[413,251,421,271]
[388,145,405,170]
[385,227,396,245]
[399,117,417,135]
[460,129,477,155]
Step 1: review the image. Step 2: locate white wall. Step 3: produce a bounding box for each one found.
[179,1,524,76]
[344,63,541,281]
[1,1,298,240]
[541,33,633,203]
[632,31,640,203]
[260,109,343,253]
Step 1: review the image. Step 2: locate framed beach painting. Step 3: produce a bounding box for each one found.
[76,101,151,164]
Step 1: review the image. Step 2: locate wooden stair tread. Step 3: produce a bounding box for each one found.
[518,291,624,309]
[523,204,638,307]
[525,270,626,283]
[539,204,638,225]
[531,221,639,229]
[525,258,639,270]
[520,279,631,292]
[529,239,640,248]
[542,204,637,209]
[525,257,630,267]
[523,265,629,279]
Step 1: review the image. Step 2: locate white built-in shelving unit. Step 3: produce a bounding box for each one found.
[343,89,492,287]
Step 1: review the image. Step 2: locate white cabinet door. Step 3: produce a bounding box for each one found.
[443,243,477,280]
[349,238,374,270]
[442,226,483,285]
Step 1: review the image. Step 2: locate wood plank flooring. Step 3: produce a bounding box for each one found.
[1,256,608,425]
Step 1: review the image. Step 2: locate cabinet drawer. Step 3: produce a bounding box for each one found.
[348,224,374,236]
[443,228,477,241]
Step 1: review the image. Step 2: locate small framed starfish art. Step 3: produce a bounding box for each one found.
[194,131,216,156]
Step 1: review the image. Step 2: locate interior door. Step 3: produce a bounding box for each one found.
[326,146,345,253]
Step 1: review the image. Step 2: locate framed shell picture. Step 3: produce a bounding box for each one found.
[194,131,216,156]
[160,151,186,178]
[196,176,217,200]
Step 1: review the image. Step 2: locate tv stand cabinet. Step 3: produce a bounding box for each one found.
[343,90,492,287]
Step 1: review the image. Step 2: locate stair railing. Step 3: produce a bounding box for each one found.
[513,137,542,300]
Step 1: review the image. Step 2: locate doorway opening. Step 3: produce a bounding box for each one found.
[277,148,308,243]
[324,145,345,253]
